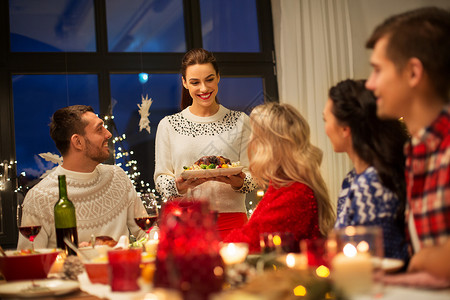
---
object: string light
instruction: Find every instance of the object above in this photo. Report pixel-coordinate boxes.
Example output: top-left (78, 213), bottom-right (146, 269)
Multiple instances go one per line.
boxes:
top-left (1, 160), bottom-right (18, 191)
top-left (103, 114), bottom-right (159, 198)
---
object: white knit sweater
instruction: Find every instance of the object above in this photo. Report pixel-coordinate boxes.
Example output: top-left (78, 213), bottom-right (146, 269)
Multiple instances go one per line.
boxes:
top-left (154, 105), bottom-right (256, 213)
top-left (17, 164), bottom-right (146, 250)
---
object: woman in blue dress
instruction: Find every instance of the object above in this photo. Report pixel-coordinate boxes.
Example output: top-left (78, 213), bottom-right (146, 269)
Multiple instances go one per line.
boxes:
top-left (323, 79), bottom-right (409, 261)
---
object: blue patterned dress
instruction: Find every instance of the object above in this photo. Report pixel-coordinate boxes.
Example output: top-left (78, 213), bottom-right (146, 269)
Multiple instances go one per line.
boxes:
top-left (335, 166), bottom-right (409, 261)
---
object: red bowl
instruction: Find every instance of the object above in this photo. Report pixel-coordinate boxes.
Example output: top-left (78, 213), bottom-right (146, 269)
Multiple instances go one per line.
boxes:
top-left (0, 249), bottom-right (61, 281)
top-left (84, 262), bottom-right (109, 284)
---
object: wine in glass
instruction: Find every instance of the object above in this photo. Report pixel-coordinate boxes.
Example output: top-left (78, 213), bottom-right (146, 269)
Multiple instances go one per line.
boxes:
top-left (134, 193), bottom-right (159, 234)
top-left (17, 203), bottom-right (42, 251)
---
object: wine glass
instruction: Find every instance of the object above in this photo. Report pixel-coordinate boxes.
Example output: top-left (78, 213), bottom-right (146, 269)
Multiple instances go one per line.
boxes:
top-left (17, 203), bottom-right (42, 251)
top-left (134, 193), bottom-right (159, 238)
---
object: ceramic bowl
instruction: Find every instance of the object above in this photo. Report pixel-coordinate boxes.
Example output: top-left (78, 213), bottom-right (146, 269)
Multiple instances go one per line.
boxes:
top-left (0, 249), bottom-right (61, 281)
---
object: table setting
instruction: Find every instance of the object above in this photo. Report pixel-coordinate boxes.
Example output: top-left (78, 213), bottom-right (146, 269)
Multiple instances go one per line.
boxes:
top-left (1, 203), bottom-right (449, 300)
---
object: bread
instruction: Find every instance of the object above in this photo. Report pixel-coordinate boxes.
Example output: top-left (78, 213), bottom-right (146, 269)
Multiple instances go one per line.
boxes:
top-left (94, 236), bottom-right (118, 247)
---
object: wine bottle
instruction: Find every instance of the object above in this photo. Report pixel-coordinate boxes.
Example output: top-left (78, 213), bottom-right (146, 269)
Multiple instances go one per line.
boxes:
top-left (54, 175), bottom-right (79, 256)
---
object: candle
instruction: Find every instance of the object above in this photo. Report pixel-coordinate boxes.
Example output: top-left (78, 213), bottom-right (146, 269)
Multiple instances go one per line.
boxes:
top-left (145, 231), bottom-right (159, 256)
top-left (331, 243), bottom-right (373, 296)
top-left (219, 243), bottom-right (249, 265)
top-left (285, 253), bottom-right (308, 270)
top-left (48, 253), bottom-right (65, 275)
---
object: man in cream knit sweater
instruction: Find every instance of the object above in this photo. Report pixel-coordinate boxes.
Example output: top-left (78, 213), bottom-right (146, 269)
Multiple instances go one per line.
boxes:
top-left (17, 105), bottom-right (145, 250)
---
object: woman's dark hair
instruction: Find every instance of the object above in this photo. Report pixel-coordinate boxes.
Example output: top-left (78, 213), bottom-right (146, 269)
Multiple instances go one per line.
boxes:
top-left (180, 48), bottom-right (220, 110)
top-left (329, 79), bottom-right (408, 219)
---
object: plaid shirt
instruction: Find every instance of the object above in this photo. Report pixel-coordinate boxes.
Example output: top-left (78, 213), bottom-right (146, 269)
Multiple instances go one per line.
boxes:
top-left (404, 105), bottom-right (450, 248)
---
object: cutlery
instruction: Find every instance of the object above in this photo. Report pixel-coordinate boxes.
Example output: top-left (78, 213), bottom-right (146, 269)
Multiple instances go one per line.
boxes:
top-left (63, 237), bottom-right (89, 261)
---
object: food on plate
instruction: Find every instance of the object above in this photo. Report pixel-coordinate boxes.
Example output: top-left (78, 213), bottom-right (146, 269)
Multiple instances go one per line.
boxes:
top-left (131, 236), bottom-right (147, 249)
top-left (94, 235), bottom-right (117, 247)
top-left (91, 255), bottom-right (108, 263)
top-left (12, 248), bottom-right (60, 256)
top-left (82, 235), bottom-right (117, 248)
top-left (183, 155), bottom-right (240, 170)
top-left (141, 263), bottom-right (156, 283)
top-left (13, 248), bottom-right (42, 255)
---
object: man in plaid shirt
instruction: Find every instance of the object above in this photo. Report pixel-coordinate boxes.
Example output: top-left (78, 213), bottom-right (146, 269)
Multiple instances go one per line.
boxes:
top-left (365, 7), bottom-right (450, 281)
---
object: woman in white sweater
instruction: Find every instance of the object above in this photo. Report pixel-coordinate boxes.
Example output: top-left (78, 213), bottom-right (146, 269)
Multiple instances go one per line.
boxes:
top-left (154, 48), bottom-right (256, 239)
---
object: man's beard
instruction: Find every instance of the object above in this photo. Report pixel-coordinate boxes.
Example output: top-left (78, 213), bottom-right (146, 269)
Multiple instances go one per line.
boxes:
top-left (84, 137), bottom-right (110, 163)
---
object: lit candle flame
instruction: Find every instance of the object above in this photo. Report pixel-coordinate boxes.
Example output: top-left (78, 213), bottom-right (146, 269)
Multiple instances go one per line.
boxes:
top-left (273, 235), bottom-right (282, 246)
top-left (343, 243), bottom-right (357, 257)
top-left (315, 265), bottom-right (330, 278)
top-left (357, 241), bottom-right (369, 253)
top-left (286, 253), bottom-right (295, 268)
top-left (219, 243), bottom-right (248, 265)
top-left (293, 285), bottom-right (307, 296)
top-left (227, 243), bottom-right (237, 254)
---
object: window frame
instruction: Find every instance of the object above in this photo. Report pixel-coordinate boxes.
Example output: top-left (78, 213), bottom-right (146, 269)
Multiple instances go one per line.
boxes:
top-left (0, 0), bottom-right (278, 248)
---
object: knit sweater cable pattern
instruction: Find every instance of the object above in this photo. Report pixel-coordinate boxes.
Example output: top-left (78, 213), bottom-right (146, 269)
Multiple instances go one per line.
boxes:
top-left (17, 164), bottom-right (145, 250)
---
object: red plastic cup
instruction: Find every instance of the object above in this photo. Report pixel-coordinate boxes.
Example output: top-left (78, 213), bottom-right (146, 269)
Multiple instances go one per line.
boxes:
top-left (85, 262), bottom-right (109, 284)
top-left (108, 248), bottom-right (142, 292)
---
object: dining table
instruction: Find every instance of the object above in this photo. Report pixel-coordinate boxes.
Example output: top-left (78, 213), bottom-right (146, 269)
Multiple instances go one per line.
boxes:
top-left (353, 285), bottom-right (450, 300)
top-left (1, 270), bottom-right (450, 300)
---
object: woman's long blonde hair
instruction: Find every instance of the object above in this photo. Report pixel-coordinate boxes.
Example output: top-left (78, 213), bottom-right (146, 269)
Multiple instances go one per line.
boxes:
top-left (248, 102), bottom-right (335, 236)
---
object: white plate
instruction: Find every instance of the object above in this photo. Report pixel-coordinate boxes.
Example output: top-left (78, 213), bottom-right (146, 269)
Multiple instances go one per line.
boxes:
top-left (181, 166), bottom-right (244, 179)
top-left (0, 279), bottom-right (79, 298)
top-left (382, 258), bottom-right (405, 273)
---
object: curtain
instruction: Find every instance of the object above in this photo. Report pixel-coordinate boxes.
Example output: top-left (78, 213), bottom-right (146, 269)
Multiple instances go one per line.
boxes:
top-left (271, 0), bottom-right (353, 205)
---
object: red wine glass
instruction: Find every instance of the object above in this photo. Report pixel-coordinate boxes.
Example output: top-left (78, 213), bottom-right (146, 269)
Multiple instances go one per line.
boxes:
top-left (134, 193), bottom-right (159, 238)
top-left (17, 203), bottom-right (42, 251)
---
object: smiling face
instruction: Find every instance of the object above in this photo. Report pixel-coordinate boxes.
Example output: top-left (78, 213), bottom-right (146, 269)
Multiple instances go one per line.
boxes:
top-left (80, 111), bottom-right (112, 164)
top-left (182, 63), bottom-right (220, 112)
top-left (365, 36), bottom-right (412, 119)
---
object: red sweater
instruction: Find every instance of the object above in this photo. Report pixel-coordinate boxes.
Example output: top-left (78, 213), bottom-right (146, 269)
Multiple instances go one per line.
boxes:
top-left (223, 182), bottom-right (321, 253)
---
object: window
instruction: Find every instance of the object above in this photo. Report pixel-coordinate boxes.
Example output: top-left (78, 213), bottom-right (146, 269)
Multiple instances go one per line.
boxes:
top-left (0, 0), bottom-right (277, 248)
top-left (110, 73), bottom-right (180, 185)
top-left (106, 0), bottom-right (186, 52)
top-left (9, 0), bottom-right (96, 52)
top-left (12, 75), bottom-right (99, 176)
top-left (200, 0), bottom-right (260, 52)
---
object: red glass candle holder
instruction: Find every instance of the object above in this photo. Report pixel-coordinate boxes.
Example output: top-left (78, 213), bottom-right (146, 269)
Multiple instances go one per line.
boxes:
top-left (154, 199), bottom-right (224, 300)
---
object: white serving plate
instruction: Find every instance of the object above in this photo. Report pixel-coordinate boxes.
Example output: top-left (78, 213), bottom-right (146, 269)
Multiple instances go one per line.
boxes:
top-left (382, 257), bottom-right (405, 273)
top-left (0, 279), bottom-right (79, 298)
top-left (181, 166), bottom-right (244, 179)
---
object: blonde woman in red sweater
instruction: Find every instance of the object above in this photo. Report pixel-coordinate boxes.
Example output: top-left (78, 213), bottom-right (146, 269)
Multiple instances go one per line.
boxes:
top-left (224, 102), bottom-right (335, 253)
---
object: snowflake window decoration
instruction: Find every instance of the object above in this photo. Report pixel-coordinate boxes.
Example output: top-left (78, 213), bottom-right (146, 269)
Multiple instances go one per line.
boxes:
top-left (138, 94), bottom-right (153, 134)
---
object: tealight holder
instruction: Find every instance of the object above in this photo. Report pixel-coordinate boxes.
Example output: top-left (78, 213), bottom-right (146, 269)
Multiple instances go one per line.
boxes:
top-left (284, 253), bottom-right (308, 270)
top-left (328, 226), bottom-right (384, 297)
top-left (144, 229), bottom-right (159, 257)
top-left (259, 232), bottom-right (299, 254)
top-left (219, 243), bottom-right (249, 265)
top-left (219, 242), bottom-right (250, 287)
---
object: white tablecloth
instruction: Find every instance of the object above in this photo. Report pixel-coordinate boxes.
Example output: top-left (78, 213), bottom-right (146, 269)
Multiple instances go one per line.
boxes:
top-left (79, 270), bottom-right (450, 300)
top-left (354, 285), bottom-right (450, 300)
top-left (78, 272), bottom-right (152, 300)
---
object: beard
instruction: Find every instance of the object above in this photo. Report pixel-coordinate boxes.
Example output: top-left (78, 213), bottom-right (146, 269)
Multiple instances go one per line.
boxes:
top-left (84, 137), bottom-right (111, 164)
